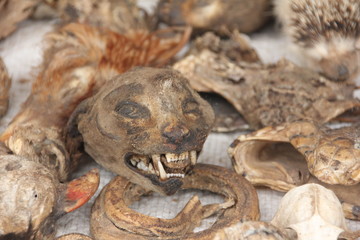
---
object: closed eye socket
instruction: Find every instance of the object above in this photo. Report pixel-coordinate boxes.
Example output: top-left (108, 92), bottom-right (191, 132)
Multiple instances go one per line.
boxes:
top-left (114, 101), bottom-right (150, 119)
top-left (182, 100), bottom-right (201, 117)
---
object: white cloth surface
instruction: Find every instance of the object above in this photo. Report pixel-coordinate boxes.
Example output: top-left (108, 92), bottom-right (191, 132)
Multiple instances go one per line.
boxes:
top-left (0, 10), bottom-right (359, 238)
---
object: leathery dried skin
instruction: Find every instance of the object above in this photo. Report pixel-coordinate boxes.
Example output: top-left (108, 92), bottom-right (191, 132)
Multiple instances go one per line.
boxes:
top-left (271, 184), bottom-right (360, 240)
top-left (0, 57), bottom-right (11, 117)
top-left (56, 233), bottom-right (93, 240)
top-left (90, 164), bottom-right (259, 240)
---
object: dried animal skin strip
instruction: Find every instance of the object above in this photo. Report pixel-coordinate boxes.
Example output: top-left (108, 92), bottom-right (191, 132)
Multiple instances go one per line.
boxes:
top-left (57, 233), bottom-right (93, 240)
top-left (0, 57), bottom-right (11, 117)
top-left (271, 184), bottom-right (360, 240)
top-left (67, 67), bottom-right (215, 196)
top-left (32, 0), bottom-right (151, 34)
top-left (229, 121), bottom-right (360, 219)
top-left (0, 0), bottom-right (40, 39)
top-left (156, 0), bottom-right (271, 34)
top-left (174, 51), bottom-right (360, 129)
top-left (90, 164), bottom-right (259, 240)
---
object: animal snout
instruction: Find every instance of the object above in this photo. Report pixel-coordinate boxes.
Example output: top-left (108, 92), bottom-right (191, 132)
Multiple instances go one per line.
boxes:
top-left (162, 123), bottom-right (190, 144)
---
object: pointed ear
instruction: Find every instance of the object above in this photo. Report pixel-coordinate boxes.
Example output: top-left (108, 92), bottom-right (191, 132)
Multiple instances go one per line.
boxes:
top-left (58, 168), bottom-right (100, 214)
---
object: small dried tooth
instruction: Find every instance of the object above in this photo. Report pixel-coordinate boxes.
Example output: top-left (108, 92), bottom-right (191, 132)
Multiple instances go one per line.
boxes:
top-left (148, 163), bottom-right (155, 173)
top-left (131, 159), bottom-right (137, 166)
top-left (165, 153), bottom-right (177, 162)
top-left (137, 161), bottom-right (149, 171)
top-left (190, 151), bottom-right (197, 165)
top-left (179, 152), bottom-right (189, 160)
top-left (157, 160), bottom-right (167, 180)
top-left (166, 173), bottom-right (185, 178)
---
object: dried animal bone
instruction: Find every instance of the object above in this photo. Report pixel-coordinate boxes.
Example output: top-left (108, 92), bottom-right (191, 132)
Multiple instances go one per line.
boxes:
top-left (174, 50), bottom-right (360, 129)
top-left (0, 0), bottom-right (40, 39)
top-left (156, 0), bottom-right (271, 34)
top-left (274, 0), bottom-right (360, 81)
top-left (32, 0), bottom-right (151, 34)
top-left (90, 164), bottom-right (259, 239)
top-left (0, 57), bottom-right (11, 117)
top-left (0, 22), bottom-right (189, 238)
top-left (271, 184), bottom-right (360, 240)
top-left (57, 233), bottom-right (93, 240)
top-left (213, 221), bottom-right (289, 240)
top-left (229, 121), bottom-right (360, 219)
top-left (67, 67), bottom-right (215, 196)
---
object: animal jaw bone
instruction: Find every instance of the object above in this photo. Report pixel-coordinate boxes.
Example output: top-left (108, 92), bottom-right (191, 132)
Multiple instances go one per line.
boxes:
top-left (271, 184), bottom-right (360, 240)
top-left (90, 164), bottom-right (259, 239)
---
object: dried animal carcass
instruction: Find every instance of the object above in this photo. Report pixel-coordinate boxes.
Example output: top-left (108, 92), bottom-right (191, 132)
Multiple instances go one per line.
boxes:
top-left (274, 0), bottom-right (360, 81)
top-left (174, 50), bottom-right (360, 130)
top-left (90, 164), bottom-right (259, 239)
top-left (156, 0), bottom-right (271, 34)
top-left (0, 22), bottom-right (189, 238)
top-left (228, 120), bottom-right (360, 220)
top-left (0, 57), bottom-right (11, 117)
top-left (271, 184), bottom-right (360, 240)
top-left (67, 67), bottom-right (215, 196)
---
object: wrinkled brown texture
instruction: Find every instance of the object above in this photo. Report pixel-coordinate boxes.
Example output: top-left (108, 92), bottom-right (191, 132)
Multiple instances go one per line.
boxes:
top-left (0, 0), bottom-right (40, 39)
top-left (32, 0), bottom-right (151, 34)
top-left (229, 121), bottom-right (360, 220)
top-left (67, 67), bottom-right (215, 196)
top-left (90, 164), bottom-right (259, 240)
top-left (0, 57), bottom-right (11, 117)
top-left (156, 0), bottom-right (271, 34)
top-left (174, 50), bottom-right (360, 129)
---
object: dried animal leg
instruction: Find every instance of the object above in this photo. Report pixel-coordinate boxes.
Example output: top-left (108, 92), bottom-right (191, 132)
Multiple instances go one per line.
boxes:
top-left (229, 121), bottom-right (360, 219)
top-left (174, 51), bottom-right (360, 129)
top-left (156, 0), bottom-right (271, 34)
top-left (0, 0), bottom-right (40, 39)
top-left (90, 164), bottom-right (259, 240)
top-left (0, 57), bottom-right (11, 117)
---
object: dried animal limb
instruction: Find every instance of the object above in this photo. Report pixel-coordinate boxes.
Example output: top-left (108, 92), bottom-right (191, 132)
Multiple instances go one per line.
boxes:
top-left (0, 57), bottom-right (11, 117)
top-left (213, 221), bottom-right (289, 240)
top-left (229, 121), bottom-right (360, 219)
top-left (57, 233), bottom-right (93, 240)
top-left (0, 0), bottom-right (40, 39)
top-left (32, 0), bottom-right (151, 34)
top-left (67, 67), bottom-right (215, 196)
top-left (90, 164), bottom-right (259, 240)
top-left (271, 184), bottom-right (360, 240)
top-left (0, 23), bottom-right (189, 238)
top-left (174, 50), bottom-right (360, 129)
top-left (156, 0), bottom-right (271, 34)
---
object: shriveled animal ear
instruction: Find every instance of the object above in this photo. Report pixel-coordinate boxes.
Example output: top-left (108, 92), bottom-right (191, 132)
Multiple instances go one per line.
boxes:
top-left (57, 168), bottom-right (99, 215)
top-left (65, 98), bottom-right (92, 164)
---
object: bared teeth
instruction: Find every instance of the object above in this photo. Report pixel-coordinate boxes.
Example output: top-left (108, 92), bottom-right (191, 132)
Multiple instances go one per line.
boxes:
top-left (166, 173), bottom-right (185, 178)
top-left (190, 151), bottom-right (197, 165)
top-left (157, 160), bottom-right (167, 180)
top-left (165, 152), bottom-right (190, 162)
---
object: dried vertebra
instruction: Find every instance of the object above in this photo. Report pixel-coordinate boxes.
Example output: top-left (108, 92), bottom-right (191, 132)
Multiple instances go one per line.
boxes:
top-left (274, 0), bottom-right (360, 81)
top-left (271, 184), bottom-right (360, 240)
top-left (90, 164), bottom-right (259, 239)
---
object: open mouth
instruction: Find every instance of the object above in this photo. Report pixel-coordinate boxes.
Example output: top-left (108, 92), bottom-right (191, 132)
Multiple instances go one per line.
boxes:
top-left (126, 151), bottom-right (198, 180)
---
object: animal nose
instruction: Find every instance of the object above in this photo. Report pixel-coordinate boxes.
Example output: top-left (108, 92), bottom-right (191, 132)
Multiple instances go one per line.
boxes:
top-left (337, 65), bottom-right (349, 80)
top-left (162, 123), bottom-right (190, 144)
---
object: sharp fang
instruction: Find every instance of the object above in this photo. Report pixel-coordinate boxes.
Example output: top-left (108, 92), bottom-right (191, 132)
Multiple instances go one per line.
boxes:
top-left (157, 160), bottom-right (167, 180)
top-left (190, 151), bottom-right (197, 165)
top-left (152, 154), bottom-right (161, 176)
top-left (148, 163), bottom-right (155, 174)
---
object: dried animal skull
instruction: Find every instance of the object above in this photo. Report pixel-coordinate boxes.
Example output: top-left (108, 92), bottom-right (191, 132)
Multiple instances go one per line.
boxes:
top-left (174, 49), bottom-right (360, 130)
top-left (271, 184), bottom-right (360, 240)
top-left (90, 164), bottom-right (259, 239)
top-left (156, 0), bottom-right (270, 34)
top-left (229, 121), bottom-right (360, 219)
top-left (67, 67), bottom-right (215, 196)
